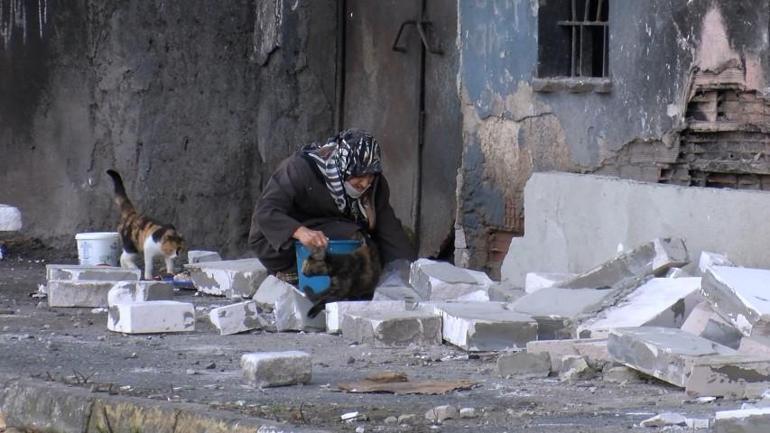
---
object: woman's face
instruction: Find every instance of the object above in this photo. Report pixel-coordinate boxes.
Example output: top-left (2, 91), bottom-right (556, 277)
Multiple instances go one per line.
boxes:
top-left (346, 174), bottom-right (375, 192)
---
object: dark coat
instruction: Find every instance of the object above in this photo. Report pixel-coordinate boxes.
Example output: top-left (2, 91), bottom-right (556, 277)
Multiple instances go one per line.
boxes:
top-left (249, 153), bottom-right (416, 273)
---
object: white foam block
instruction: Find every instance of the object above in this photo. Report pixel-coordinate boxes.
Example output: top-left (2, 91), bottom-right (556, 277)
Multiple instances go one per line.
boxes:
top-left (108, 301), bottom-right (195, 334)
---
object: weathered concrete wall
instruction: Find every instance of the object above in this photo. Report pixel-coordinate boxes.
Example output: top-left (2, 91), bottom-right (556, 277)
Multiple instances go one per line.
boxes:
top-left (0, 0), bottom-right (337, 257)
top-left (455, 0), bottom-right (770, 275)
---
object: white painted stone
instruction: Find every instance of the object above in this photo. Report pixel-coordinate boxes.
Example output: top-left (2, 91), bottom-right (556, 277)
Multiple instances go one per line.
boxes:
top-left (340, 310), bottom-right (442, 347)
top-left (47, 280), bottom-right (115, 308)
top-left (107, 301), bottom-right (195, 334)
top-left (187, 250), bottom-right (222, 264)
top-left (681, 302), bottom-right (742, 349)
top-left (409, 259), bottom-right (493, 301)
top-left (433, 302), bottom-right (537, 351)
top-left (186, 258), bottom-right (268, 298)
top-left (702, 266), bottom-right (770, 341)
top-left (714, 407), bottom-right (770, 433)
top-left (699, 251), bottom-right (734, 275)
top-left (325, 300), bottom-right (406, 334)
top-left (209, 301), bottom-right (264, 335)
top-left (46, 265), bottom-right (141, 282)
top-left (525, 272), bottom-right (575, 294)
top-left (107, 281), bottom-right (174, 306)
top-left (240, 351), bottom-right (311, 387)
top-left (526, 338), bottom-right (609, 372)
top-left (273, 283), bottom-right (325, 332)
top-left (576, 277), bottom-right (702, 338)
top-left (0, 205), bottom-right (21, 231)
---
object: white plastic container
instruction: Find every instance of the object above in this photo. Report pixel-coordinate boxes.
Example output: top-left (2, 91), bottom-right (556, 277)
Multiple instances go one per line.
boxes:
top-left (75, 232), bottom-right (121, 266)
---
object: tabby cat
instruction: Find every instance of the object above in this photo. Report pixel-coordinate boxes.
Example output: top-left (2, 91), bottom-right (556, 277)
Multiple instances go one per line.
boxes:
top-left (106, 169), bottom-right (184, 280)
top-left (301, 239), bottom-right (381, 318)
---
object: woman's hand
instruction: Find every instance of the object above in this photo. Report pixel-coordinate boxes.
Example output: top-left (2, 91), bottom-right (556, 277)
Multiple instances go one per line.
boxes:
top-left (292, 226), bottom-right (329, 249)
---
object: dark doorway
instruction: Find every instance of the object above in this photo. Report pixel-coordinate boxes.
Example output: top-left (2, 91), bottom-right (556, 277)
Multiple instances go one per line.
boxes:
top-left (340, 0), bottom-right (462, 258)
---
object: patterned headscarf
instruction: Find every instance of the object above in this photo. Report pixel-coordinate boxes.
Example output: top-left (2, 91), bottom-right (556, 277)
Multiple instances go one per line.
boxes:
top-left (303, 129), bottom-right (382, 223)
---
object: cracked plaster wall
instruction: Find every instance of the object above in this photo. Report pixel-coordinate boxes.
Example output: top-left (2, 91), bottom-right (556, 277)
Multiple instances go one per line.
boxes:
top-left (456, 0), bottom-right (770, 274)
top-left (0, 0), bottom-right (337, 257)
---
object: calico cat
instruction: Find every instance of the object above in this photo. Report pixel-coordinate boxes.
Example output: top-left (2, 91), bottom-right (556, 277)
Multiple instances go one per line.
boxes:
top-left (106, 169), bottom-right (184, 280)
top-left (301, 239), bottom-right (381, 318)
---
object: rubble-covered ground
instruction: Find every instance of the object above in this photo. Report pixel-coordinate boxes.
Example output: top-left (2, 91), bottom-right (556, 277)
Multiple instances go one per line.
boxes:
top-left (0, 249), bottom-right (745, 433)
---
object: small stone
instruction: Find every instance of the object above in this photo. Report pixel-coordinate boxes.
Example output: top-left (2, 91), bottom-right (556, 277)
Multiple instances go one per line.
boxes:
top-left (425, 405), bottom-right (458, 423)
top-left (602, 366), bottom-right (639, 384)
top-left (384, 416), bottom-right (398, 425)
top-left (398, 414), bottom-right (417, 424)
top-left (459, 408), bottom-right (477, 418)
top-left (355, 427), bottom-right (365, 433)
top-left (186, 369), bottom-right (197, 375)
top-left (639, 412), bottom-right (687, 427)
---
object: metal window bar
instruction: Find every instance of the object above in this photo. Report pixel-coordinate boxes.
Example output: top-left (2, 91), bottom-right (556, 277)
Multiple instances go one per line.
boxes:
top-left (558, 0), bottom-right (608, 78)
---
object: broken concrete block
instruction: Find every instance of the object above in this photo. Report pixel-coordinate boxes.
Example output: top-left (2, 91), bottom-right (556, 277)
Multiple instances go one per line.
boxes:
top-left (340, 310), bottom-right (442, 347)
top-left (699, 251), bottom-right (733, 275)
top-left (702, 266), bottom-right (770, 341)
top-left (608, 327), bottom-right (736, 388)
top-left (559, 355), bottom-right (593, 382)
top-left (496, 352), bottom-right (551, 378)
top-left (187, 250), bottom-right (222, 264)
top-left (186, 258), bottom-right (268, 298)
top-left (253, 275), bottom-right (289, 311)
top-left (107, 301), bottom-right (195, 334)
top-left (325, 300), bottom-right (406, 334)
top-left (273, 283), bottom-right (325, 332)
top-left (107, 281), bottom-right (174, 306)
top-left (686, 355), bottom-right (770, 398)
top-left (576, 277), bottom-right (702, 339)
top-left (602, 366), bottom-right (640, 384)
top-left (47, 280), bottom-right (115, 308)
top-left (738, 337), bottom-right (770, 357)
top-left (487, 283), bottom-right (525, 303)
top-left (554, 238), bottom-right (688, 289)
top-left (371, 284), bottom-right (424, 302)
top-left (208, 301), bottom-right (264, 335)
top-left (526, 338), bottom-right (609, 372)
top-left (681, 302), bottom-right (742, 349)
top-left (424, 405), bottom-right (457, 423)
top-left (666, 267), bottom-right (687, 278)
top-left (409, 259), bottom-right (493, 301)
top-left (640, 413), bottom-right (687, 428)
top-left (240, 351), bottom-right (311, 387)
top-left (0, 204), bottom-right (21, 231)
top-left (46, 265), bottom-right (141, 282)
top-left (714, 407), bottom-right (770, 433)
top-left (525, 272), bottom-right (575, 294)
top-left (511, 287), bottom-right (615, 339)
top-left (433, 302), bottom-right (537, 351)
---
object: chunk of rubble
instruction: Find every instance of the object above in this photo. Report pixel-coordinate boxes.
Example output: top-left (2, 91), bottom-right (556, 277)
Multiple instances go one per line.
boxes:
top-left (738, 337), bottom-right (770, 357)
top-left (340, 310), bottom-right (442, 347)
top-left (108, 301), bottom-right (195, 334)
top-left (271, 282), bottom-right (325, 332)
top-left (325, 300), bottom-right (406, 334)
top-left (46, 265), bottom-right (141, 282)
top-left (576, 278), bottom-right (702, 338)
top-left (496, 352), bottom-right (551, 378)
top-left (526, 338), bottom-right (609, 372)
top-left (602, 366), bottom-right (640, 384)
top-left (432, 302), bottom-right (537, 351)
top-left (702, 266), bottom-right (770, 342)
top-left (608, 327), bottom-right (736, 388)
top-left (686, 355), bottom-right (770, 398)
top-left (187, 250), bottom-right (222, 264)
top-left (714, 407), bottom-right (770, 432)
top-left (186, 258), bottom-right (268, 298)
top-left (487, 283), bottom-right (525, 303)
top-left (0, 204), bottom-right (22, 231)
top-left (424, 405), bottom-right (458, 423)
top-left (554, 238), bottom-right (688, 289)
top-left (559, 355), bottom-right (594, 382)
top-left (681, 302), bottom-right (742, 349)
top-left (372, 285), bottom-right (424, 302)
top-left (47, 280), bottom-right (116, 308)
top-left (511, 287), bottom-right (614, 339)
top-left (698, 251), bottom-right (733, 275)
top-left (524, 272), bottom-right (575, 294)
top-left (409, 259), bottom-right (493, 301)
top-left (639, 412), bottom-right (687, 428)
top-left (240, 351), bottom-right (311, 387)
top-left (107, 281), bottom-right (174, 306)
top-left (253, 276), bottom-right (288, 311)
top-left (209, 301), bottom-right (264, 335)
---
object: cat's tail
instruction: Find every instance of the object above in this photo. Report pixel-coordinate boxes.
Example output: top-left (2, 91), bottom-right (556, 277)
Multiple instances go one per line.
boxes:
top-left (106, 169), bottom-right (135, 217)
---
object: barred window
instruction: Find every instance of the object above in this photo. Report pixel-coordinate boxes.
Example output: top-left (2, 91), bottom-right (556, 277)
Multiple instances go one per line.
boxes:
top-left (538, 0), bottom-right (609, 78)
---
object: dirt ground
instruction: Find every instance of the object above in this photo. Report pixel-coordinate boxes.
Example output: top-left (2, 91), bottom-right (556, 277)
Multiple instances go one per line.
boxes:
top-left (0, 243), bottom-right (746, 432)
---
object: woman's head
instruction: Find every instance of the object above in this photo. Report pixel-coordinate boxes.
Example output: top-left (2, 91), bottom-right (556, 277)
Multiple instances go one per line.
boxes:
top-left (334, 128), bottom-right (382, 180)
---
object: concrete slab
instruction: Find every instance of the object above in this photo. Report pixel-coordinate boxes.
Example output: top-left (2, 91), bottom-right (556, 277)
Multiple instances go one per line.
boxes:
top-left (108, 301), bottom-right (195, 334)
top-left (340, 310), bottom-right (442, 347)
top-left (502, 173), bottom-right (770, 287)
top-left (702, 266), bottom-right (770, 341)
top-left (187, 250), bottom-right (222, 264)
top-left (608, 327), bottom-right (736, 388)
top-left (433, 302), bottom-right (537, 351)
top-left (496, 352), bottom-right (551, 378)
top-left (241, 351), bottom-right (311, 388)
top-left (576, 277), bottom-right (702, 338)
top-left (209, 301), bottom-right (264, 335)
top-left (511, 287), bottom-right (614, 339)
top-left (325, 300), bottom-right (407, 334)
top-left (107, 281), bottom-right (174, 306)
top-left (525, 272), bottom-right (575, 294)
top-left (0, 204), bottom-right (21, 231)
top-left (714, 407), bottom-right (770, 433)
top-left (526, 338), bottom-right (609, 372)
top-left (409, 259), bottom-right (493, 301)
top-left (186, 258), bottom-right (268, 298)
top-left (681, 302), bottom-right (743, 349)
top-left (47, 280), bottom-right (116, 308)
top-left (738, 337), bottom-right (770, 357)
top-left (686, 355), bottom-right (770, 398)
top-left (46, 265), bottom-right (141, 282)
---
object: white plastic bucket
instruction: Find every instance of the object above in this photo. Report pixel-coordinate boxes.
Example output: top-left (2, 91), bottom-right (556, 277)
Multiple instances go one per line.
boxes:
top-left (75, 232), bottom-right (121, 266)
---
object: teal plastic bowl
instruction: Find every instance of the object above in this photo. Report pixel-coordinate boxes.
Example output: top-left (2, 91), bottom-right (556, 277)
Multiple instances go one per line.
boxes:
top-left (295, 239), bottom-right (362, 295)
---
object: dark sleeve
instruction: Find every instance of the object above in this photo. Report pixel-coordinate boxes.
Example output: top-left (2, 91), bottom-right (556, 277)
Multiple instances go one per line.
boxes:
top-left (372, 176), bottom-right (417, 263)
top-left (250, 158), bottom-right (306, 252)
